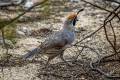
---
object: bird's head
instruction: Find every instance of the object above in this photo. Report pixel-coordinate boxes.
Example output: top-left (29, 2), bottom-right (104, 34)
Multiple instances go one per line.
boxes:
top-left (65, 13), bottom-right (78, 26)
top-left (63, 9), bottom-right (84, 31)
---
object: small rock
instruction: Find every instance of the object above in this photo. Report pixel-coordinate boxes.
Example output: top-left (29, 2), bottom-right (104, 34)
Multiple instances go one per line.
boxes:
top-left (23, 0), bottom-right (34, 10)
top-left (70, 0), bottom-right (79, 2)
top-left (16, 30), bottom-right (26, 37)
top-left (16, 27), bottom-right (32, 37)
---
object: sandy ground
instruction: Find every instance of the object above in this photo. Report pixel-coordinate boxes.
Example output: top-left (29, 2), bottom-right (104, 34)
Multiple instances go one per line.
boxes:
top-left (0, 0), bottom-right (120, 80)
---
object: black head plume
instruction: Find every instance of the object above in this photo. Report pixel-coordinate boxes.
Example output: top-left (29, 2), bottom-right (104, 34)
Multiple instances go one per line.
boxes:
top-left (73, 8), bottom-right (84, 26)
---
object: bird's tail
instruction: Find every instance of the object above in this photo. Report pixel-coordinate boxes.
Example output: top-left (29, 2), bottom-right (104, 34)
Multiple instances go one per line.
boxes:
top-left (22, 47), bottom-right (41, 60)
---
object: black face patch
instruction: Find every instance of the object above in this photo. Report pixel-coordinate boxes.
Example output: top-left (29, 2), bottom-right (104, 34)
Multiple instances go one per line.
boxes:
top-left (73, 17), bottom-right (78, 26)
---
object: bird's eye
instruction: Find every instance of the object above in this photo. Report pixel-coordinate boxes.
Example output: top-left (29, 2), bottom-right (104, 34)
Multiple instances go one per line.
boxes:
top-left (73, 17), bottom-right (78, 26)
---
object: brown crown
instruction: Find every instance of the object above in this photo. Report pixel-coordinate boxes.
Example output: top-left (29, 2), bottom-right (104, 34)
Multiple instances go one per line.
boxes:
top-left (66, 13), bottom-right (77, 20)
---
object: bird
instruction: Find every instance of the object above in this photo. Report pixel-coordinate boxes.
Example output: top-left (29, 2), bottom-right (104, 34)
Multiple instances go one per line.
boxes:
top-left (22, 9), bottom-right (84, 66)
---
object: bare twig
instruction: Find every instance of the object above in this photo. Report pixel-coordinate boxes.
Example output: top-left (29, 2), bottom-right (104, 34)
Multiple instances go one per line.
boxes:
top-left (1, 29), bottom-right (8, 54)
top-left (74, 4), bottom-right (120, 50)
top-left (105, 0), bottom-right (120, 4)
top-left (38, 72), bottom-right (71, 79)
top-left (109, 21), bottom-right (116, 49)
top-left (73, 45), bottom-right (85, 60)
top-left (90, 61), bottom-right (120, 79)
top-left (102, 7), bottom-right (120, 59)
top-left (74, 4), bottom-right (120, 46)
top-left (77, 0), bottom-right (120, 79)
top-left (75, 45), bottom-right (101, 61)
top-left (88, 4), bottom-right (120, 79)
top-left (1, 0), bottom-right (48, 29)
top-left (81, 0), bottom-right (112, 12)
top-left (74, 26), bottom-right (103, 46)
top-left (81, 0), bottom-right (120, 21)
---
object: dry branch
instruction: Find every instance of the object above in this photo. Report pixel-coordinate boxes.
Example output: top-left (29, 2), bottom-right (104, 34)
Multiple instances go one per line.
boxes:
top-left (75, 0), bottom-right (120, 79)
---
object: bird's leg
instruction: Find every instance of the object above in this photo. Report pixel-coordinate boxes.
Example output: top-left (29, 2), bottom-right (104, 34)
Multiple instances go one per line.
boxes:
top-left (44, 55), bottom-right (56, 68)
top-left (44, 57), bottom-right (51, 68)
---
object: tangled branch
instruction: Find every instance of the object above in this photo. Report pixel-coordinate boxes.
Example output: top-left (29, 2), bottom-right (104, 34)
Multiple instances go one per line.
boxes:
top-left (74, 0), bottom-right (120, 79)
